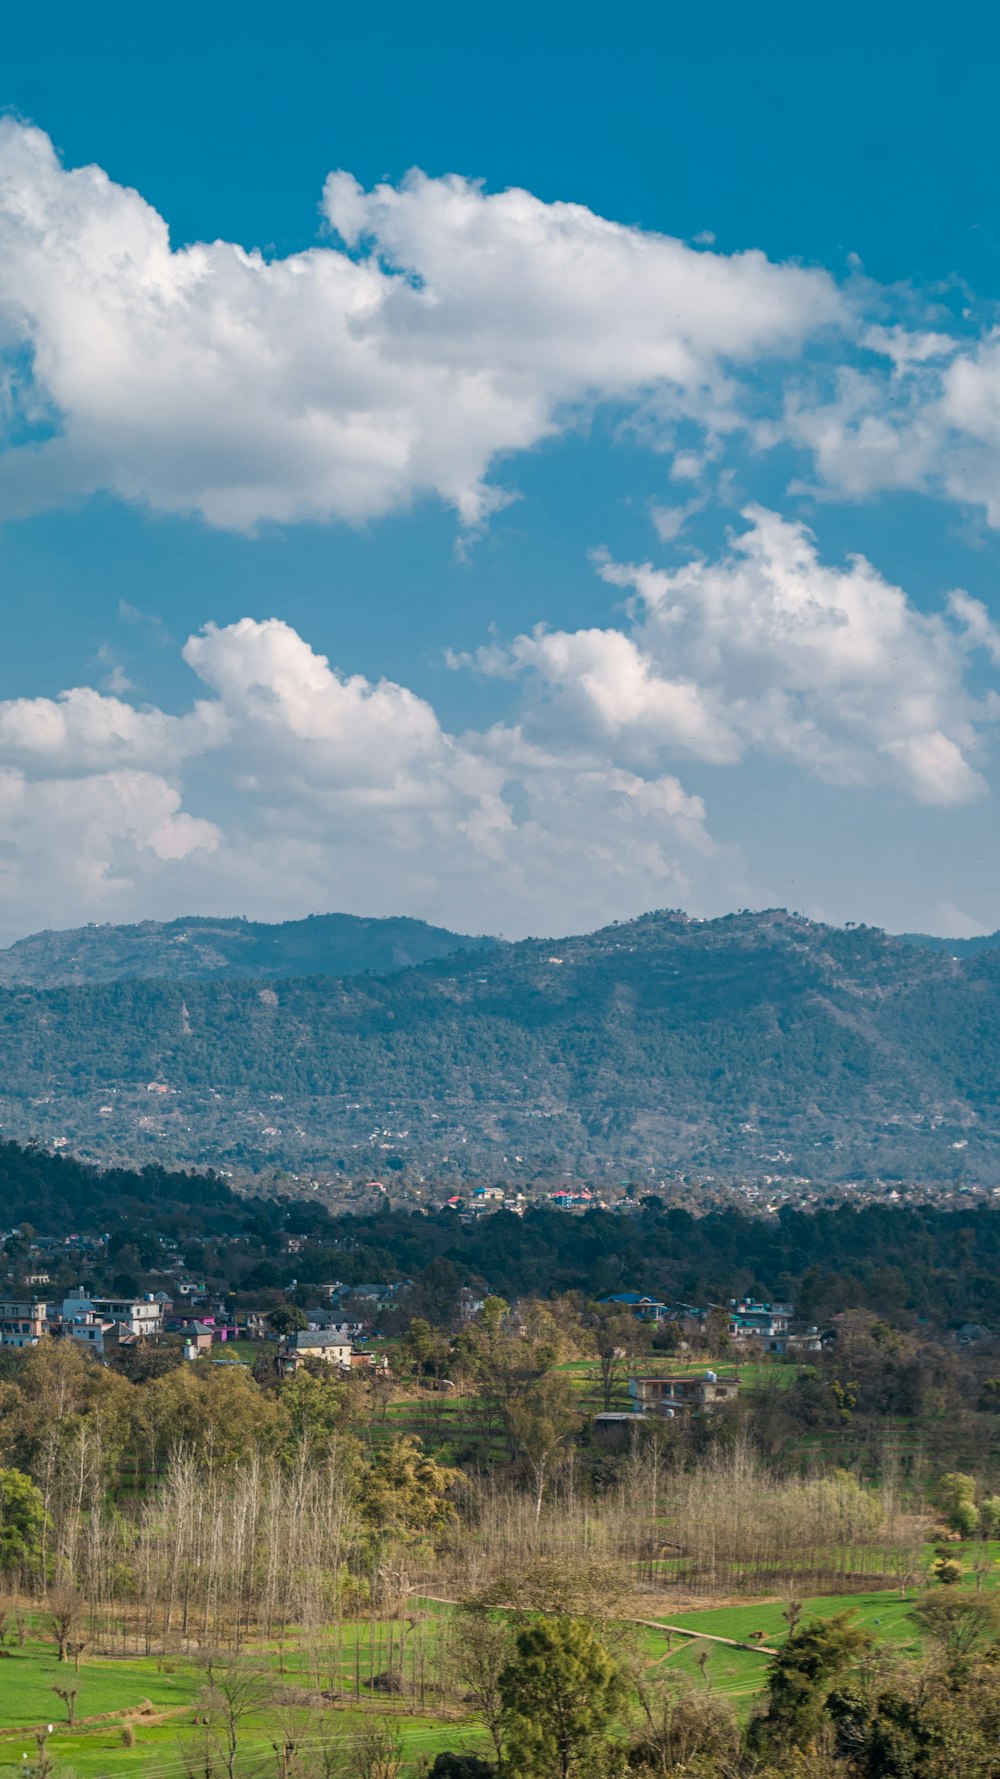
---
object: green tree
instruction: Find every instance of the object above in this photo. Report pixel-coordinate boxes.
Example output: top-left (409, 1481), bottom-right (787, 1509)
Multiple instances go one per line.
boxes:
top-left (480, 1296), bottom-right (510, 1341)
top-left (499, 1615), bottom-right (625, 1779)
top-left (909, 1590), bottom-right (1000, 1659)
top-left (276, 1369), bottom-right (360, 1459)
top-left (936, 1472), bottom-right (980, 1538)
top-left (749, 1611), bottom-right (871, 1755)
top-left (0, 1468), bottom-right (46, 1574)
top-left (931, 1554), bottom-right (964, 1586)
top-left (359, 1436), bottom-right (457, 1541)
top-left (267, 1305), bottom-right (308, 1338)
top-left (980, 1494), bottom-right (1000, 1538)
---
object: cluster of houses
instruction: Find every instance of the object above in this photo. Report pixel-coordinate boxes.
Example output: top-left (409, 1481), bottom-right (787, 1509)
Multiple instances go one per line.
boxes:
top-left (599, 1291), bottom-right (822, 1357)
top-left (0, 1289), bottom-right (170, 1355)
top-left (0, 1283), bottom-right (390, 1375)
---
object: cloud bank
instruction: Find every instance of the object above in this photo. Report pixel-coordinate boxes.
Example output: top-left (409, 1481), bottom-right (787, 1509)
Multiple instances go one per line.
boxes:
top-left (0, 511), bottom-right (995, 936)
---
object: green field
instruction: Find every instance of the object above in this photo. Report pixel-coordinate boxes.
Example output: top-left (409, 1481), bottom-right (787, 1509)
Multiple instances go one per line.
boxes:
top-left (0, 1627), bottom-right (482, 1779)
top-left (1, 1559), bottom-right (993, 1772)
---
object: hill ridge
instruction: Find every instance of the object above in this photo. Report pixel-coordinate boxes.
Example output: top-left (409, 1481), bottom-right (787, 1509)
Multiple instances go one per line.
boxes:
top-left (0, 906), bottom-right (992, 1184)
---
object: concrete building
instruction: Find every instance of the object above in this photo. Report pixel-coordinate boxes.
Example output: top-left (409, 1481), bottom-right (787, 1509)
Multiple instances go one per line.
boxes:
top-left (628, 1371), bottom-right (740, 1417)
top-left (0, 1299), bottom-right (47, 1347)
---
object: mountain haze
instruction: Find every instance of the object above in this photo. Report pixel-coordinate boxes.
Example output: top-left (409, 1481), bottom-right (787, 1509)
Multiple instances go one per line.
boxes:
top-left (0, 912), bottom-right (494, 987)
top-left (1, 907), bottom-right (997, 1183)
top-left (897, 930), bottom-right (1000, 957)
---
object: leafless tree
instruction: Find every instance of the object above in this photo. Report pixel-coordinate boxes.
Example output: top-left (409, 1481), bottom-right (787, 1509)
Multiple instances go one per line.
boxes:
top-left (449, 1607), bottom-right (514, 1762)
top-left (52, 1683), bottom-right (79, 1724)
top-left (48, 1588), bottom-right (84, 1663)
top-left (202, 1656), bottom-right (272, 1779)
top-left (346, 1709), bottom-right (403, 1779)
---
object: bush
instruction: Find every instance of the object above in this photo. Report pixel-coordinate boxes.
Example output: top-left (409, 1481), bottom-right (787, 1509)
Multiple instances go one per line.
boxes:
top-left (428, 1756), bottom-right (494, 1779)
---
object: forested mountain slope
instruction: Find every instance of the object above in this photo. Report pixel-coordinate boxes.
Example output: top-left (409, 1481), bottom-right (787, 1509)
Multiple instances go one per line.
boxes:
top-left (0, 911), bottom-right (493, 987)
top-left (1, 908), bottom-right (998, 1182)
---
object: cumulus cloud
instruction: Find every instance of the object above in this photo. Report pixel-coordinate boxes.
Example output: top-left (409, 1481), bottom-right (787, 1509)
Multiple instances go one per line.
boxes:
top-left (0, 614), bottom-right (723, 937)
top-left (0, 121), bottom-right (841, 531)
top-left (0, 685), bottom-right (225, 772)
top-left (3, 503), bottom-right (995, 939)
top-left (4, 502), bottom-right (999, 937)
top-left (0, 767), bottom-right (220, 923)
top-left (779, 327), bottom-right (1000, 527)
top-left (472, 508), bottom-right (997, 806)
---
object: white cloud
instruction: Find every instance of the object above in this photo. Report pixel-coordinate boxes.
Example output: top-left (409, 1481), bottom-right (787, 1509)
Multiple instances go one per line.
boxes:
top-left (0, 614), bottom-right (725, 937)
top-left (2, 523), bottom-right (996, 938)
top-left (0, 122), bottom-right (841, 531)
top-left (0, 767), bottom-right (220, 923)
top-left (0, 685), bottom-right (225, 772)
top-left (474, 508), bottom-right (997, 806)
top-left (779, 328), bottom-right (1000, 528)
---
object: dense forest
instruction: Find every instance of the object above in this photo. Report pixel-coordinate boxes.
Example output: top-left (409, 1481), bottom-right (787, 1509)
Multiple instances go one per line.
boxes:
top-left (0, 909), bottom-right (999, 1178)
top-left (7, 1138), bottom-right (1000, 1326)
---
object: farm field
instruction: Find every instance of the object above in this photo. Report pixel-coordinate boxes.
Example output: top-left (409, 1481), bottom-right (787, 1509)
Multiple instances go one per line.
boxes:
top-left (0, 1627), bottom-right (482, 1779)
top-left (0, 1559), bottom-right (995, 1774)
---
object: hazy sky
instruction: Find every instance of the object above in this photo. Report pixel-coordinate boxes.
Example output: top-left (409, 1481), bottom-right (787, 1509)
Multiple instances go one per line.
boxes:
top-left (3, 0), bottom-right (1000, 941)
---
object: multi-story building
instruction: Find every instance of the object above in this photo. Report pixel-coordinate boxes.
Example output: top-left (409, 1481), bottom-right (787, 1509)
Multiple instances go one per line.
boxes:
top-left (62, 1290), bottom-right (163, 1337)
top-left (0, 1299), bottom-right (47, 1347)
top-left (727, 1299), bottom-right (792, 1345)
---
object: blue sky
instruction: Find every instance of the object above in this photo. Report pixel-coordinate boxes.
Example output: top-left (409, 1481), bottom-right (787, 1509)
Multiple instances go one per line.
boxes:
top-left (2, 0), bottom-right (1000, 940)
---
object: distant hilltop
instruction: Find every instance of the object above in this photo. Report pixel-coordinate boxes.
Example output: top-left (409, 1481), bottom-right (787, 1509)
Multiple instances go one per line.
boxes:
top-left (0, 911), bottom-right (498, 988)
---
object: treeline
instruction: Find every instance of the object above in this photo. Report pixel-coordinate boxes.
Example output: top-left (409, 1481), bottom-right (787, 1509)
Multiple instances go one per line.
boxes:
top-left (0, 1140), bottom-right (244, 1236)
top-left (9, 1135), bottom-right (1000, 1325)
top-left (266, 1199), bottom-right (1000, 1327)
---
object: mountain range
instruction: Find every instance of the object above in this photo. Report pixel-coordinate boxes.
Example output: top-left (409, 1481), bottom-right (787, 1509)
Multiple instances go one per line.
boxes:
top-left (0, 906), bottom-right (998, 1184)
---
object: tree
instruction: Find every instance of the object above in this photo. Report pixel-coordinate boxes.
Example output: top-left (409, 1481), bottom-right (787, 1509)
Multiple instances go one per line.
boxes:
top-left (909, 1591), bottom-right (1000, 1658)
top-left (931, 1554), bottom-right (964, 1586)
top-left (359, 1436), bottom-right (457, 1541)
top-left (935, 1472), bottom-right (980, 1539)
top-left (400, 1318), bottom-right (450, 1381)
top-left (48, 1588), bottom-right (84, 1663)
top-left (587, 1304), bottom-right (642, 1412)
top-left (451, 1606), bottom-right (515, 1763)
top-left (507, 1373), bottom-right (582, 1519)
top-left (52, 1683), bottom-right (79, 1724)
top-left (629, 1672), bottom-right (739, 1778)
top-left (202, 1657), bottom-right (271, 1779)
top-left (980, 1494), bottom-right (1000, 1538)
top-left (749, 1611), bottom-right (871, 1755)
top-left (267, 1305), bottom-right (308, 1339)
top-left (346, 1709), bottom-right (402, 1779)
top-left (499, 1615), bottom-right (625, 1779)
top-left (480, 1296), bottom-right (510, 1341)
top-left (0, 1467), bottom-right (46, 1574)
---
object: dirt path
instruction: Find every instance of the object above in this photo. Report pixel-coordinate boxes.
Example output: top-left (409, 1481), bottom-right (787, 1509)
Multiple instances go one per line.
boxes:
top-left (413, 1594), bottom-right (779, 1657)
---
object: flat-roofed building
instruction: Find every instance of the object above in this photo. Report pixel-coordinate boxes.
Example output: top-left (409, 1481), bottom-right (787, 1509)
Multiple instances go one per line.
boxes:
top-left (0, 1299), bottom-right (47, 1347)
top-left (628, 1371), bottom-right (740, 1417)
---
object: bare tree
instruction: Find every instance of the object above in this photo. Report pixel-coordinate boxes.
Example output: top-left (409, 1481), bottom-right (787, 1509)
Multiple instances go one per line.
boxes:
top-left (48, 1587), bottom-right (84, 1663)
top-left (588, 1306), bottom-right (644, 1412)
top-left (52, 1683), bottom-right (79, 1724)
top-left (347, 1710), bottom-right (403, 1779)
top-left (450, 1608), bottom-right (514, 1763)
top-left (31, 1729), bottom-right (55, 1779)
top-left (202, 1657), bottom-right (271, 1779)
